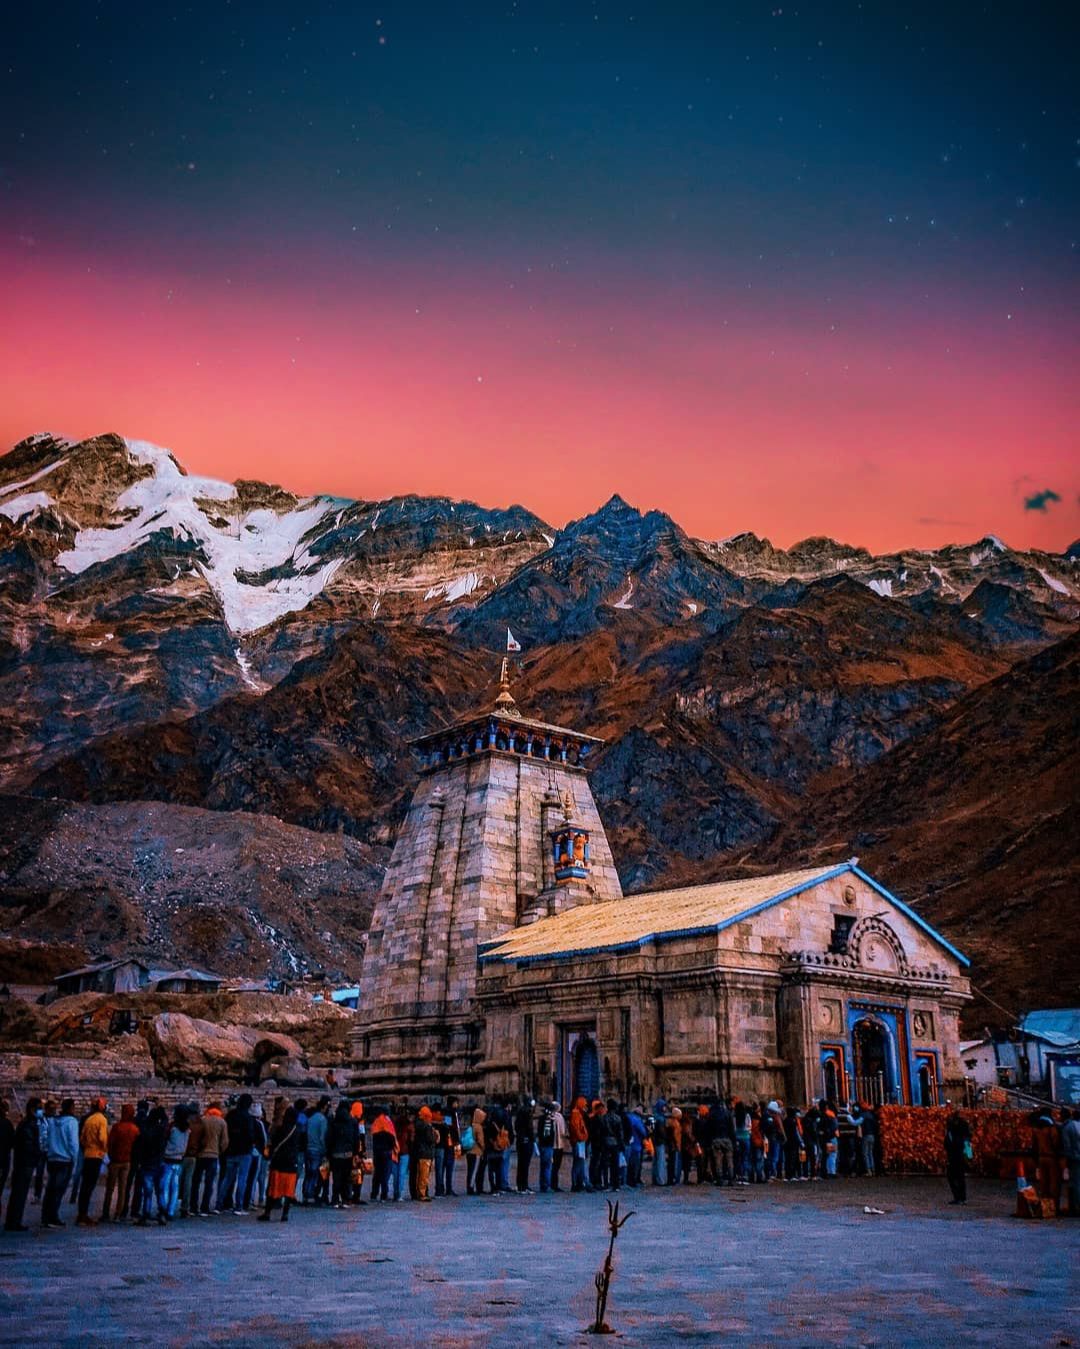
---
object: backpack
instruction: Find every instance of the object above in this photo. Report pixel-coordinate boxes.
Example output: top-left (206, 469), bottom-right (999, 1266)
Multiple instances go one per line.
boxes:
top-left (460, 1125), bottom-right (475, 1152)
top-left (495, 1127), bottom-right (510, 1151)
top-left (538, 1114), bottom-right (556, 1147)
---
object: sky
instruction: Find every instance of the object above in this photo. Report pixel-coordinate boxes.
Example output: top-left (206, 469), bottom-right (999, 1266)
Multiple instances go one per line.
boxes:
top-left (1, 2), bottom-right (1077, 551)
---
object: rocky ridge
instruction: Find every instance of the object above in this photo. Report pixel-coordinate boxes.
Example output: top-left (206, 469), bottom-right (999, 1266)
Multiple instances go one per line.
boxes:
top-left (1, 431), bottom-right (1077, 1016)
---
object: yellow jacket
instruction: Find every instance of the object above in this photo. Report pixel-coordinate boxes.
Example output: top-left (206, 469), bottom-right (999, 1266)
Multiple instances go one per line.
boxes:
top-left (80, 1110), bottom-right (109, 1160)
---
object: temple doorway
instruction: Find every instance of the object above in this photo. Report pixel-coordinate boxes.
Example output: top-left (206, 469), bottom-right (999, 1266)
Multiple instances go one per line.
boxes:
top-left (562, 1027), bottom-right (600, 1105)
top-left (853, 1017), bottom-right (892, 1105)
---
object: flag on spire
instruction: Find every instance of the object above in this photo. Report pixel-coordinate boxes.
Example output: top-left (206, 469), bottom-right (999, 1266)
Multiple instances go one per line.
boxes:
top-left (506, 627), bottom-right (522, 653)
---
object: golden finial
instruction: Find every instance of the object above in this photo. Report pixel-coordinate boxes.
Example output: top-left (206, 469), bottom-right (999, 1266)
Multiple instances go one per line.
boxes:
top-left (494, 656), bottom-right (519, 714)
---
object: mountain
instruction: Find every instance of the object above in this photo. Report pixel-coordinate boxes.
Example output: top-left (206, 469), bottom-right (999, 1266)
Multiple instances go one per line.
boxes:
top-left (1, 430), bottom-right (1076, 1013)
top-left (709, 631), bottom-right (1080, 1021)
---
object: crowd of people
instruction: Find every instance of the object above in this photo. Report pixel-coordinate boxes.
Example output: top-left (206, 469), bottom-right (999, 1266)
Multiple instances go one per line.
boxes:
top-left (1, 1092), bottom-right (1076, 1231)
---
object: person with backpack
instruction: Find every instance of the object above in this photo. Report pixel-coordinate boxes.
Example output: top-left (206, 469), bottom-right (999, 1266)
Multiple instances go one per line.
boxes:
top-left (537, 1101), bottom-right (557, 1193)
top-left (259, 1107), bottom-right (301, 1223)
top-left (819, 1100), bottom-right (839, 1177)
top-left (709, 1099), bottom-right (736, 1187)
top-left (219, 1095), bottom-right (255, 1214)
top-left (435, 1097), bottom-right (459, 1197)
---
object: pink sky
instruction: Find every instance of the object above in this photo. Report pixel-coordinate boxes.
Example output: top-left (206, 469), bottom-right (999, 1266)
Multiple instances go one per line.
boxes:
top-left (2, 241), bottom-right (1076, 553)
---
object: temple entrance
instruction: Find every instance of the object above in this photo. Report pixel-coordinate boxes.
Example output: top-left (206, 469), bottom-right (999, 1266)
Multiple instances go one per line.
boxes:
top-left (853, 1018), bottom-right (892, 1105)
top-left (562, 1027), bottom-right (600, 1105)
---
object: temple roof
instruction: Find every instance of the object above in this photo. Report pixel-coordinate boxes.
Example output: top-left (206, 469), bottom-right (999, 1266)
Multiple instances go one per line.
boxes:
top-left (412, 657), bottom-right (602, 749)
top-left (479, 860), bottom-right (969, 966)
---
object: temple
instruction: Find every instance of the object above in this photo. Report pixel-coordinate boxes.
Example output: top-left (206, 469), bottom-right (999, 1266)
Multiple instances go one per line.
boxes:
top-left (351, 670), bottom-right (972, 1107)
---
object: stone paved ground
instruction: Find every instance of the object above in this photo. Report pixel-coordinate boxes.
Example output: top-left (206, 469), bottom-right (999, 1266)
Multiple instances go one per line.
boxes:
top-left (1, 1177), bottom-right (1076, 1346)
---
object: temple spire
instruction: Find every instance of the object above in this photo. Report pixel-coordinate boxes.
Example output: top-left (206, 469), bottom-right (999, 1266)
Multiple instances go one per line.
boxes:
top-left (494, 655), bottom-right (520, 715)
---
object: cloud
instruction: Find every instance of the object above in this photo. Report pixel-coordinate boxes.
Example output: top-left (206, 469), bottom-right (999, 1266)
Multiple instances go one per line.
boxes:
top-left (917, 516), bottom-right (974, 527)
top-left (1023, 489), bottom-right (1062, 512)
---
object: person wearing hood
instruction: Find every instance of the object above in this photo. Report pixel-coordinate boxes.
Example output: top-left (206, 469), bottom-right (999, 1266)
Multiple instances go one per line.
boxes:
top-left (193, 1102), bottom-right (228, 1215)
top-left (569, 1097), bottom-right (590, 1192)
top-left (327, 1101), bottom-right (359, 1208)
top-left (219, 1094), bottom-right (255, 1215)
top-left (943, 1106), bottom-right (971, 1205)
top-left (4, 1098), bottom-right (43, 1232)
top-left (626, 1106), bottom-right (647, 1188)
top-left (665, 1108), bottom-right (684, 1185)
top-left (43, 1098), bottom-right (79, 1229)
top-left (102, 1104), bottom-right (139, 1221)
top-left (259, 1107), bottom-right (300, 1223)
top-left (369, 1106), bottom-right (397, 1202)
top-left (161, 1104), bottom-right (192, 1218)
top-left (413, 1105), bottom-right (436, 1201)
top-left (136, 1106), bottom-right (170, 1226)
top-left (466, 1105), bottom-right (486, 1195)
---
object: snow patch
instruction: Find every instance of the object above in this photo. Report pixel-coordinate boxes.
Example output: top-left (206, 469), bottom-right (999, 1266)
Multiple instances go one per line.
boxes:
top-left (613, 577), bottom-right (635, 609)
top-left (55, 437), bottom-right (342, 633)
top-left (969, 547), bottom-right (990, 568)
top-left (371, 598), bottom-right (381, 617)
top-left (234, 648), bottom-right (261, 690)
top-left (686, 600), bottom-right (699, 615)
top-left (867, 578), bottom-right (893, 598)
top-left (987, 535), bottom-right (1007, 552)
top-left (541, 533), bottom-right (555, 548)
top-left (425, 571), bottom-right (481, 603)
top-left (1038, 569), bottom-right (1069, 595)
top-left (0, 491), bottom-right (54, 520)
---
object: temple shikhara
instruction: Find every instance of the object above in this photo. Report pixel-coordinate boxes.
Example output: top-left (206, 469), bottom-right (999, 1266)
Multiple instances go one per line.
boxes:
top-left (352, 666), bottom-right (972, 1107)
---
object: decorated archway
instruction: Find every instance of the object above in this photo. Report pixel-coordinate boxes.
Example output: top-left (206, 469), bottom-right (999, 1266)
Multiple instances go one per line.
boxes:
top-left (852, 1016), bottom-right (894, 1105)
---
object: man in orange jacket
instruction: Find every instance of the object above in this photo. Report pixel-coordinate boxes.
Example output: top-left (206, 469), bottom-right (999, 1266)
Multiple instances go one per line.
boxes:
top-left (76, 1098), bottom-right (109, 1226)
top-left (569, 1097), bottom-right (590, 1192)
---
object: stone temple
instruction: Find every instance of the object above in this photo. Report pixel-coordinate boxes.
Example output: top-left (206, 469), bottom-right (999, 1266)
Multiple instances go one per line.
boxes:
top-left (352, 670), bottom-right (971, 1108)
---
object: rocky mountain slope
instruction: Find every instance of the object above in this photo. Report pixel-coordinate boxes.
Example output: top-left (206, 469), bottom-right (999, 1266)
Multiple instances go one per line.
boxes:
top-left (700, 631), bottom-right (1080, 1022)
top-left (1, 430), bottom-right (1077, 1015)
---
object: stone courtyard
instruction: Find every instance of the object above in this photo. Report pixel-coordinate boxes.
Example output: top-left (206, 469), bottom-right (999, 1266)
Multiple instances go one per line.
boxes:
top-left (2, 1178), bottom-right (1075, 1346)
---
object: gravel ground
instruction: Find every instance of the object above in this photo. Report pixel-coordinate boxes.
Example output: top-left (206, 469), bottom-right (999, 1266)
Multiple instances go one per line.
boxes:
top-left (0, 1175), bottom-right (1076, 1347)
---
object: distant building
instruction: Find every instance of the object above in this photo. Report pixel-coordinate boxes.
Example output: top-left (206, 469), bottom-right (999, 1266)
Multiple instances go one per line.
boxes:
top-left (52, 958), bottom-right (152, 997)
top-left (959, 1009), bottom-right (1080, 1100)
top-left (331, 987), bottom-right (360, 1010)
top-left (148, 967), bottom-right (223, 995)
top-left (51, 959), bottom-right (222, 999)
top-left (352, 666), bottom-right (972, 1106)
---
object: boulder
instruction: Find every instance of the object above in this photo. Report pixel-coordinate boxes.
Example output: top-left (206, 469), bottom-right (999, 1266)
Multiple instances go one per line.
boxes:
top-left (146, 1012), bottom-right (303, 1081)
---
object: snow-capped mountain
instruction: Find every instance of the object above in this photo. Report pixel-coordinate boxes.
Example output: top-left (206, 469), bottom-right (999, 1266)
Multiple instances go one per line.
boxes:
top-left (1, 429), bottom-right (1076, 1013)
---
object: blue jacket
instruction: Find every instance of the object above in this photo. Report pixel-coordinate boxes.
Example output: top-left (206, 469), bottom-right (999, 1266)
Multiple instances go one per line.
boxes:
top-left (306, 1110), bottom-right (328, 1157)
top-left (626, 1111), bottom-right (647, 1153)
top-left (46, 1114), bottom-right (80, 1164)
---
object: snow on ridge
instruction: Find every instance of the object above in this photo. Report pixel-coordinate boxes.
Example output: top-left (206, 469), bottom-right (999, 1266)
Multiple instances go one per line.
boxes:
top-left (425, 571), bottom-right (481, 603)
top-left (987, 535), bottom-right (1007, 552)
top-left (1038, 569), bottom-right (1069, 596)
top-left (55, 437), bottom-right (343, 634)
top-left (0, 455), bottom-right (69, 497)
top-left (0, 491), bottom-right (54, 520)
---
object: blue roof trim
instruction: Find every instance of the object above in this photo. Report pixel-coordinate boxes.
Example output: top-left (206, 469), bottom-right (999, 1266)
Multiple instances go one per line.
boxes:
top-left (479, 862), bottom-right (855, 966)
top-left (849, 864), bottom-right (970, 967)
